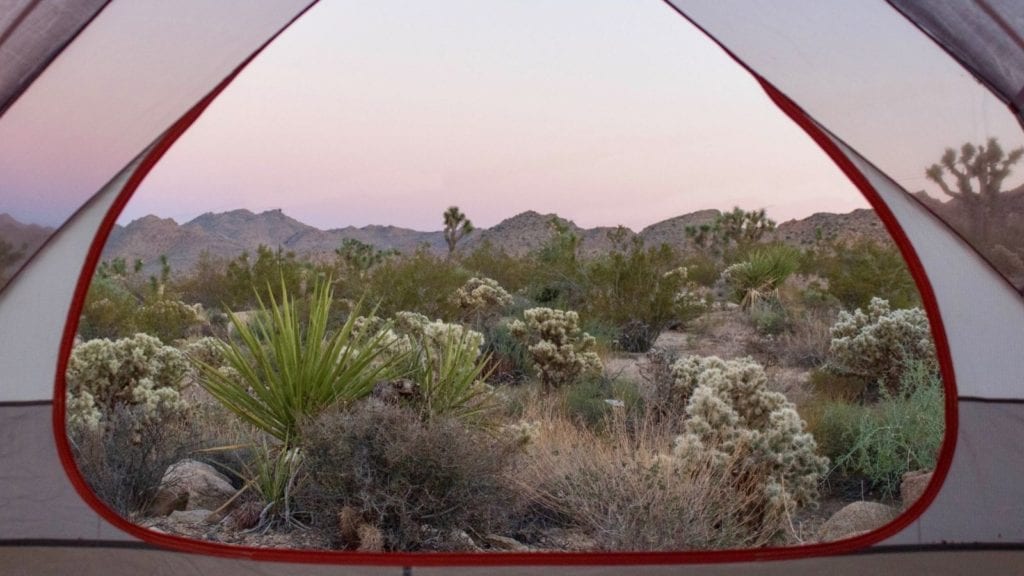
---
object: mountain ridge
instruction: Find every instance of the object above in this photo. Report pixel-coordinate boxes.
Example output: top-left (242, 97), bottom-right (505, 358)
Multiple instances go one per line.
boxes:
top-left (99, 207), bottom-right (889, 274)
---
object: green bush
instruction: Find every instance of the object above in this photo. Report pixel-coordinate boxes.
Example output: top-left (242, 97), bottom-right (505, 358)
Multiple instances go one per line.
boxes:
top-left (584, 239), bottom-right (706, 352)
top-left (807, 239), bottom-right (919, 310)
top-left (298, 401), bottom-right (519, 551)
top-left (813, 361), bottom-right (944, 497)
top-left (78, 276), bottom-right (141, 340)
top-left (480, 319), bottom-right (532, 385)
top-left (354, 248), bottom-right (470, 320)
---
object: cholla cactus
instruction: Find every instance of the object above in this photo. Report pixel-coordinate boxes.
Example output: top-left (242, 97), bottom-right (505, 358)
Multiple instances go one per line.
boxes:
top-left (670, 355), bottom-right (828, 514)
top-left (828, 297), bottom-right (936, 388)
top-left (65, 334), bottom-right (190, 434)
top-left (453, 277), bottom-right (513, 324)
top-left (182, 336), bottom-right (226, 369)
top-left (353, 312), bottom-right (484, 374)
top-left (510, 307), bottom-right (602, 389)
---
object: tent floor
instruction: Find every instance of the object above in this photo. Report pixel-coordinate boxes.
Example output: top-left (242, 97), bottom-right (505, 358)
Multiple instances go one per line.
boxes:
top-left (3, 545), bottom-right (1024, 575)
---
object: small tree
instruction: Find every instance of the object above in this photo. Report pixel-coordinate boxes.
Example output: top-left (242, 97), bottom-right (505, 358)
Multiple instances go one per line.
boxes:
top-left (443, 206), bottom-right (474, 258)
top-left (686, 207), bottom-right (775, 261)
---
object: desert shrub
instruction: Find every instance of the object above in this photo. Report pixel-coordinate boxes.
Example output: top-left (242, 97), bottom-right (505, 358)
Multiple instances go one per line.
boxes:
top-left (194, 279), bottom-right (402, 445)
top-left (298, 401), bottom-right (519, 551)
top-left (810, 239), bottom-right (919, 311)
top-left (65, 333), bottom-right (191, 433)
top-left (669, 355), bottom-right (829, 513)
top-left (748, 299), bottom-right (789, 336)
top-left (827, 297), bottom-right (936, 390)
top-left (78, 276), bottom-right (141, 340)
top-left (134, 299), bottom-right (205, 343)
top-left (354, 248), bottom-right (470, 320)
top-left (812, 361), bottom-right (944, 497)
top-left (514, 408), bottom-right (785, 550)
top-left (480, 319), bottom-right (532, 385)
top-left (720, 244), bottom-right (800, 311)
top-left (526, 217), bottom-right (586, 310)
top-left (510, 307), bottom-right (603, 390)
top-left (773, 308), bottom-right (836, 368)
top-left (679, 254), bottom-right (721, 287)
top-left (562, 373), bottom-right (641, 430)
top-left (453, 276), bottom-right (513, 326)
top-left (460, 239), bottom-right (536, 294)
top-left (584, 240), bottom-right (707, 352)
top-left (68, 404), bottom-right (196, 516)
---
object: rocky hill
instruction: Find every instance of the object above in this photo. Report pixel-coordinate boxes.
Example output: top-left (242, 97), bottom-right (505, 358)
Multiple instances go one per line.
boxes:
top-left (771, 208), bottom-right (889, 247)
top-left (100, 206), bottom-right (892, 275)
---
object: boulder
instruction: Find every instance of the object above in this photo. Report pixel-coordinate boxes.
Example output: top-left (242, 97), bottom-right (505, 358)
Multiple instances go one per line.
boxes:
top-left (901, 470), bottom-right (933, 509)
top-left (156, 459), bottom-right (236, 512)
top-left (168, 509), bottom-right (214, 525)
top-left (817, 501), bottom-right (898, 542)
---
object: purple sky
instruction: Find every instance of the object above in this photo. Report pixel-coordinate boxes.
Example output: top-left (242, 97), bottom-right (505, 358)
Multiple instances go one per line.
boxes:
top-left (112, 0), bottom-right (867, 232)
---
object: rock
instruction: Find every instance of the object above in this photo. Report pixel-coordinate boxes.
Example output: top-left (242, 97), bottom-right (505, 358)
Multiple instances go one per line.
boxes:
top-left (484, 534), bottom-right (530, 552)
top-left (146, 489), bottom-right (188, 517)
top-left (901, 470), bottom-right (933, 509)
top-left (817, 501), bottom-right (897, 542)
top-left (156, 459), bottom-right (236, 512)
top-left (168, 509), bottom-right (214, 524)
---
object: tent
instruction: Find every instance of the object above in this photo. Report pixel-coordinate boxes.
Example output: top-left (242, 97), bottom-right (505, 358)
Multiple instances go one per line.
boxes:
top-left (1, 1), bottom-right (1023, 573)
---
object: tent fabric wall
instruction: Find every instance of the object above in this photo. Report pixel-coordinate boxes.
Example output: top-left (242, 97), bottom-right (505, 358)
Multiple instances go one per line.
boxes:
top-left (0, 0), bottom-right (314, 290)
top-left (0, 0), bottom-right (108, 116)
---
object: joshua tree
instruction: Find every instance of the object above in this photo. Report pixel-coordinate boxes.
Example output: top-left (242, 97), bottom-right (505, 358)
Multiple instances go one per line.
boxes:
top-left (443, 206), bottom-right (474, 258)
top-left (685, 207), bottom-right (775, 261)
top-left (925, 137), bottom-right (1023, 244)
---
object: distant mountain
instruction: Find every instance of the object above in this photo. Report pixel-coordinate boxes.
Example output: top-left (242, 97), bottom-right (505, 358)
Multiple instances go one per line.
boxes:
top-left (0, 213), bottom-right (55, 279)
top-left (100, 207), bottom-right (892, 275)
top-left (771, 208), bottom-right (889, 247)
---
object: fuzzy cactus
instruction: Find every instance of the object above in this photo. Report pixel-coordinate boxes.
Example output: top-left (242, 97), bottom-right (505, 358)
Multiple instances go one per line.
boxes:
top-left (510, 307), bottom-right (602, 389)
top-left (828, 297), bottom-right (936, 388)
top-left (65, 333), bottom-right (190, 433)
top-left (669, 355), bottom-right (828, 514)
top-left (453, 277), bottom-right (513, 325)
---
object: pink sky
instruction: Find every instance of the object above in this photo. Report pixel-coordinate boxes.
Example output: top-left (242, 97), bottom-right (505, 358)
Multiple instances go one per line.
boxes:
top-left (115, 0), bottom-right (867, 232)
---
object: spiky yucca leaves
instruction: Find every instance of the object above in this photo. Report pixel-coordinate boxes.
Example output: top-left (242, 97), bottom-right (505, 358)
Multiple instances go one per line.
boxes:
top-left (412, 330), bottom-right (497, 425)
top-left (721, 244), bottom-right (800, 310)
top-left (194, 278), bottom-right (402, 445)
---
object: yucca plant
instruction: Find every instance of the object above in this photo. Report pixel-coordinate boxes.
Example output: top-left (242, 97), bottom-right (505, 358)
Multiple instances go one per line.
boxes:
top-left (412, 331), bottom-right (497, 425)
top-left (194, 277), bottom-right (402, 445)
top-left (722, 244), bottom-right (800, 310)
top-left (245, 442), bottom-right (305, 532)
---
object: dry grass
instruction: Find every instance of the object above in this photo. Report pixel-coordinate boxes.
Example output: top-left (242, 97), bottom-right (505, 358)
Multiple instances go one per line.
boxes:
top-left (511, 395), bottom-right (789, 550)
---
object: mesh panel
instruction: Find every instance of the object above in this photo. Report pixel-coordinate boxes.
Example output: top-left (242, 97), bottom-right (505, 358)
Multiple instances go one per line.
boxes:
top-left (667, 0), bottom-right (1024, 293)
top-left (888, 0), bottom-right (1024, 120)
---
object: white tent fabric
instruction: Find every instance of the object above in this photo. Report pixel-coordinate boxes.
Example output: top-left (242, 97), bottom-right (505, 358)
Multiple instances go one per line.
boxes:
top-left (3, 0), bottom-right (1024, 573)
